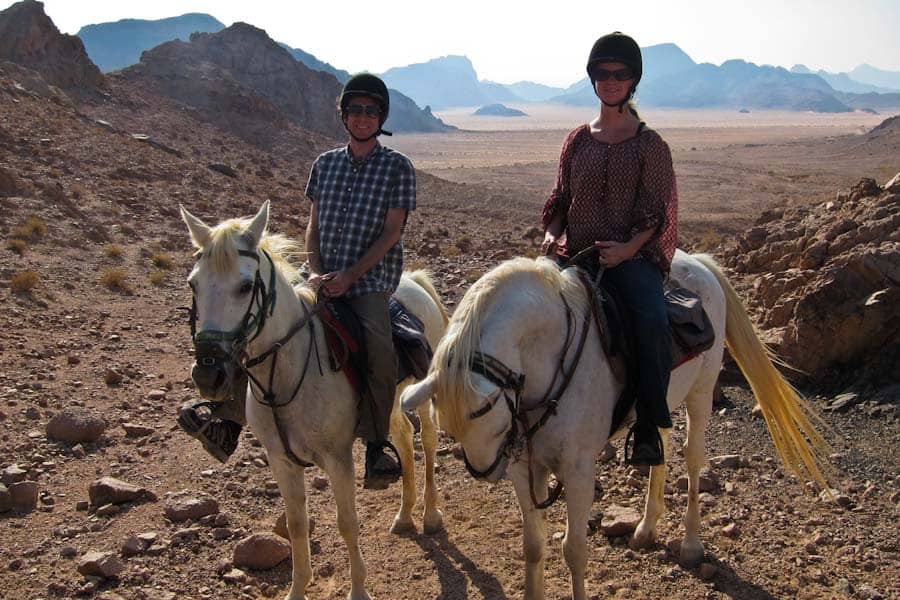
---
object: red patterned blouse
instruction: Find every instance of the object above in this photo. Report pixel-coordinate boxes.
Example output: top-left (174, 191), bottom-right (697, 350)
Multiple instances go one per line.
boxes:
top-left (541, 124), bottom-right (678, 272)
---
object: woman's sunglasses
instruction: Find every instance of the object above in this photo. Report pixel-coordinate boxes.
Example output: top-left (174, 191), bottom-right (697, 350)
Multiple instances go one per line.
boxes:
top-left (346, 104), bottom-right (382, 118)
top-left (593, 67), bottom-right (634, 82)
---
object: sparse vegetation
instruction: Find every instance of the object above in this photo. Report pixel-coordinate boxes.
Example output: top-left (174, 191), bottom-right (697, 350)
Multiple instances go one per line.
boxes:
top-left (151, 252), bottom-right (173, 269)
top-left (455, 235), bottom-right (473, 253)
top-left (149, 271), bottom-right (167, 286)
top-left (443, 245), bottom-right (461, 257)
top-left (10, 270), bottom-right (39, 292)
top-left (70, 183), bottom-right (86, 199)
top-left (11, 216), bottom-right (47, 241)
top-left (695, 230), bottom-right (724, 252)
top-left (104, 244), bottom-right (124, 258)
top-left (100, 268), bottom-right (132, 294)
top-left (6, 238), bottom-right (27, 255)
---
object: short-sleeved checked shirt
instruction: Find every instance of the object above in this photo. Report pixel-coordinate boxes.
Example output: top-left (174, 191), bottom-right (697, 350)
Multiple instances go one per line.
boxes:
top-left (305, 142), bottom-right (416, 298)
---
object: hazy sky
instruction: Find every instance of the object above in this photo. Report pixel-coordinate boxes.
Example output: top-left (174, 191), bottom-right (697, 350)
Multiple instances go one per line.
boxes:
top-left (8, 0), bottom-right (900, 87)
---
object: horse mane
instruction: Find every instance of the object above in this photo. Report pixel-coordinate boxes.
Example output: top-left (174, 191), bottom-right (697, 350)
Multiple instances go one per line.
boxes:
top-left (431, 257), bottom-right (586, 437)
top-left (203, 217), bottom-right (313, 302)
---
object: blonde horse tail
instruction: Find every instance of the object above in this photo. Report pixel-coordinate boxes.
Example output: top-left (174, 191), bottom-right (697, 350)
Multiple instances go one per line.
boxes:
top-left (407, 269), bottom-right (450, 326)
top-left (694, 254), bottom-right (832, 492)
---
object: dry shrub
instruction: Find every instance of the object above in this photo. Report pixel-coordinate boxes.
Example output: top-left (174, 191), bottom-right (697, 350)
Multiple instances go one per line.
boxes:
top-left (104, 244), bottom-right (124, 258)
top-left (151, 253), bottom-right (173, 269)
top-left (100, 268), bottom-right (132, 294)
top-left (695, 230), bottom-right (724, 253)
top-left (10, 270), bottom-right (39, 292)
top-left (6, 238), bottom-right (27, 255)
top-left (455, 235), bottom-right (473, 252)
top-left (12, 216), bottom-right (47, 241)
top-left (70, 183), bottom-right (86, 199)
top-left (149, 271), bottom-right (167, 286)
top-left (443, 245), bottom-right (461, 257)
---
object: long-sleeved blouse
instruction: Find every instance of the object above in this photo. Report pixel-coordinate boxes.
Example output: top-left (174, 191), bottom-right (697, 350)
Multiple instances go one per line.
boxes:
top-left (541, 123), bottom-right (678, 272)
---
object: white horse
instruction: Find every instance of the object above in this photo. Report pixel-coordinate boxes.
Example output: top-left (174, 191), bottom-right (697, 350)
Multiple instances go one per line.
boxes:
top-left (182, 201), bottom-right (448, 600)
top-left (401, 251), bottom-right (830, 600)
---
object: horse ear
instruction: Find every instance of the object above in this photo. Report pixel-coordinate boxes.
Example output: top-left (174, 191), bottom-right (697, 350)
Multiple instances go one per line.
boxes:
top-left (246, 200), bottom-right (270, 247)
top-left (181, 204), bottom-right (211, 249)
top-left (401, 372), bottom-right (436, 411)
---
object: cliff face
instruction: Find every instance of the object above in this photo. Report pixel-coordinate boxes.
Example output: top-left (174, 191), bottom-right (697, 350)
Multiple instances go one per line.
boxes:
top-left (0, 0), bottom-right (105, 95)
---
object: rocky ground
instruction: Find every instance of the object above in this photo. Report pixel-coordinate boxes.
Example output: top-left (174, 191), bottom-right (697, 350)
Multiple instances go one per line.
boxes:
top-left (1, 64), bottom-right (899, 600)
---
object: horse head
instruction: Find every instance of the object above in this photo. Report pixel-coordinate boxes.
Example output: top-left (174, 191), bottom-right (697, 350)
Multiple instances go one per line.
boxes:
top-left (181, 201), bottom-right (272, 401)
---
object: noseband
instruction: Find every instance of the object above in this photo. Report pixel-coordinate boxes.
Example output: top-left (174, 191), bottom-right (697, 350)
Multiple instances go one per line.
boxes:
top-left (462, 290), bottom-right (591, 509)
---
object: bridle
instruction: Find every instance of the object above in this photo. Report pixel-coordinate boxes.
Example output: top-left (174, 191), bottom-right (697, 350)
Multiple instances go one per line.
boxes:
top-left (188, 247), bottom-right (322, 467)
top-left (462, 288), bottom-right (592, 509)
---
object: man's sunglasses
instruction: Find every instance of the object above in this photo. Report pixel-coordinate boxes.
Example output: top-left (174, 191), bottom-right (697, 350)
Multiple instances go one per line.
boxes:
top-left (593, 67), bottom-right (635, 82)
top-left (346, 104), bottom-right (382, 118)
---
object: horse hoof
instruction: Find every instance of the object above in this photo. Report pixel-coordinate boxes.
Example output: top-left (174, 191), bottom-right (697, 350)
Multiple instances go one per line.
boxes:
top-left (423, 510), bottom-right (444, 535)
top-left (630, 523), bottom-right (657, 549)
top-left (679, 539), bottom-right (705, 567)
top-left (390, 516), bottom-right (416, 535)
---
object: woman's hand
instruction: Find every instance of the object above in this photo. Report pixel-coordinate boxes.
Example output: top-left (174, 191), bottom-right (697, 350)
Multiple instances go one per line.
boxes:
top-left (594, 240), bottom-right (634, 268)
top-left (540, 231), bottom-right (559, 255)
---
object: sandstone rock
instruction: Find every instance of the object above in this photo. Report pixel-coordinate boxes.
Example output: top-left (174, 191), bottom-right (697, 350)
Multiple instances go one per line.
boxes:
top-left (164, 494), bottom-right (218, 522)
top-left (232, 533), bottom-right (291, 570)
top-left (120, 536), bottom-right (145, 557)
top-left (599, 504), bottom-right (641, 537)
top-left (709, 454), bottom-right (742, 469)
top-left (46, 407), bottom-right (106, 443)
top-left (77, 551), bottom-right (124, 578)
top-left (122, 423), bottom-right (154, 437)
top-left (89, 477), bottom-right (156, 507)
top-left (2, 464), bottom-right (27, 485)
top-left (0, 483), bottom-right (11, 512)
top-left (9, 480), bottom-right (38, 511)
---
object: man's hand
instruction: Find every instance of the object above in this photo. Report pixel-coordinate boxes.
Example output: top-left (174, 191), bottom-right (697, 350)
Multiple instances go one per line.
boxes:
top-left (318, 271), bottom-right (354, 297)
top-left (594, 240), bottom-right (633, 268)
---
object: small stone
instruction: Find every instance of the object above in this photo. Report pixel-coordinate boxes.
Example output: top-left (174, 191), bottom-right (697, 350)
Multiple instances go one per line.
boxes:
top-left (699, 562), bottom-right (718, 580)
top-left (77, 551), bottom-right (124, 578)
top-left (164, 494), bottom-right (218, 522)
top-left (121, 536), bottom-right (145, 557)
top-left (122, 423), bottom-right (155, 437)
top-left (2, 464), bottom-right (28, 486)
top-left (311, 476), bottom-right (328, 490)
top-left (96, 503), bottom-right (120, 517)
top-left (9, 480), bottom-right (39, 511)
top-left (233, 533), bottom-right (291, 570)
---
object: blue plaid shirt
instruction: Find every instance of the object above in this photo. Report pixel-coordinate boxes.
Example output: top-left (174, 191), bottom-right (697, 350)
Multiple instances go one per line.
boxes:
top-left (305, 143), bottom-right (416, 298)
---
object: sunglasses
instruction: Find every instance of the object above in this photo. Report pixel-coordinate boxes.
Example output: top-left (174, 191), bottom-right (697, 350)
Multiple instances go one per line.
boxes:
top-left (346, 104), bottom-right (382, 118)
top-left (593, 67), bottom-right (634, 82)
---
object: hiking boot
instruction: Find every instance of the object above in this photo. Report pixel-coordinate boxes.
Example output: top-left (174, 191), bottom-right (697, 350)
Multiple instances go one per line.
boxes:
top-left (364, 441), bottom-right (402, 489)
top-left (177, 401), bottom-right (242, 463)
top-left (624, 421), bottom-right (664, 467)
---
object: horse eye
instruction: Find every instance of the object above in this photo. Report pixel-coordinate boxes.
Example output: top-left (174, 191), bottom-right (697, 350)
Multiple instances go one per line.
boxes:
top-left (239, 281), bottom-right (253, 295)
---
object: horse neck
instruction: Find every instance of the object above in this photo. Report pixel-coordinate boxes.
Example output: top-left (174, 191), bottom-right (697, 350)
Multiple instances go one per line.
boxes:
top-left (246, 268), bottom-right (315, 365)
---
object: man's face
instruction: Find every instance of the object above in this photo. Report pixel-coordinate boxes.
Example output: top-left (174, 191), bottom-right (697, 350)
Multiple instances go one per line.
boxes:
top-left (343, 96), bottom-right (381, 140)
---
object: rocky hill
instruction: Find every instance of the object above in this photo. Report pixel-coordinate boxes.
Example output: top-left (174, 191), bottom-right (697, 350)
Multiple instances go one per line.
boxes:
top-left (0, 0), bottom-right (104, 95)
top-left (381, 55), bottom-right (496, 109)
top-left (77, 13), bottom-right (225, 73)
top-left (473, 103), bottom-right (527, 116)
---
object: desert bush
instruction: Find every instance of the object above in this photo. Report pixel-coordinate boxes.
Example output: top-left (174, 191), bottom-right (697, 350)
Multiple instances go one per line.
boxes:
top-left (443, 246), bottom-right (461, 257)
top-left (151, 253), bottom-right (173, 269)
top-left (695, 230), bottom-right (724, 253)
top-left (455, 235), bottom-right (473, 253)
top-left (100, 268), bottom-right (132, 294)
top-left (70, 183), bottom-right (86, 199)
top-left (104, 244), bottom-right (124, 258)
top-left (10, 270), bottom-right (39, 292)
top-left (11, 216), bottom-right (47, 241)
top-left (149, 271), bottom-right (167, 286)
top-left (6, 238), bottom-right (27, 255)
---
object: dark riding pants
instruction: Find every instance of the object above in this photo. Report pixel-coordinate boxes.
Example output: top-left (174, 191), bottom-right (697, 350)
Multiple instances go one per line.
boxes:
top-left (603, 258), bottom-right (673, 429)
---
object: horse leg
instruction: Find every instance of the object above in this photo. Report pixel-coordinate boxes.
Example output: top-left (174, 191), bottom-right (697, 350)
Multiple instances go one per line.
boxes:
top-left (268, 458), bottom-right (312, 600)
top-left (680, 389), bottom-right (711, 566)
top-left (562, 467), bottom-right (594, 600)
top-left (418, 402), bottom-right (443, 534)
top-left (631, 427), bottom-right (672, 550)
top-left (511, 466), bottom-right (548, 600)
top-left (389, 403), bottom-right (417, 535)
top-left (323, 454), bottom-right (371, 600)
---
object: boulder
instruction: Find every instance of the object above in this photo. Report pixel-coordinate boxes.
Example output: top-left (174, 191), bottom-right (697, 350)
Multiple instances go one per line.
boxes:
top-left (232, 533), bottom-right (291, 570)
top-left (46, 407), bottom-right (106, 443)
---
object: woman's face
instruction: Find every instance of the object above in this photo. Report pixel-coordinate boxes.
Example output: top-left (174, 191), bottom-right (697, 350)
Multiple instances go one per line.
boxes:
top-left (592, 61), bottom-right (634, 106)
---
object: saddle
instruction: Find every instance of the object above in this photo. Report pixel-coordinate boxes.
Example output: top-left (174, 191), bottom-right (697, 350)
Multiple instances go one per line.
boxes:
top-left (318, 297), bottom-right (433, 398)
top-left (569, 261), bottom-right (715, 436)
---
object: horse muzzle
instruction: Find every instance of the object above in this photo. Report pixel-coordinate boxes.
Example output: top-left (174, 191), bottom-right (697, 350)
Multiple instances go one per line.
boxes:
top-left (191, 342), bottom-right (236, 401)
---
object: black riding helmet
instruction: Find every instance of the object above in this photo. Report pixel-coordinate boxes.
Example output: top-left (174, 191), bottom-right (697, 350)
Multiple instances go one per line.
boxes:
top-left (586, 32), bottom-right (642, 111)
top-left (339, 73), bottom-right (392, 138)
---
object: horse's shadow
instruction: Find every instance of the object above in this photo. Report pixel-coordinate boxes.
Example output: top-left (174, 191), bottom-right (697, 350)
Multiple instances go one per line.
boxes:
top-left (413, 529), bottom-right (507, 599)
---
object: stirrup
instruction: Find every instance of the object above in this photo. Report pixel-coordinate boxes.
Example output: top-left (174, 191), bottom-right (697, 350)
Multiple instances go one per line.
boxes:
top-left (364, 440), bottom-right (402, 489)
top-left (624, 422), bottom-right (664, 467)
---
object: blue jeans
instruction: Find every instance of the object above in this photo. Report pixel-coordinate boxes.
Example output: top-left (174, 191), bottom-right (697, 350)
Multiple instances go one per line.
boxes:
top-left (602, 258), bottom-right (673, 429)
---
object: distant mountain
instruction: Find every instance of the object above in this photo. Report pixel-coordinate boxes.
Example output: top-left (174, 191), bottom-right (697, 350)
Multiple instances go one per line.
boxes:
top-left (791, 64), bottom-right (899, 94)
top-left (473, 103), bottom-right (527, 117)
top-left (480, 81), bottom-right (524, 104)
top-left (849, 64), bottom-right (900, 91)
top-left (835, 90), bottom-right (900, 112)
top-left (640, 60), bottom-right (851, 112)
top-left (280, 44), bottom-right (350, 83)
top-left (78, 13), bottom-right (224, 72)
top-left (551, 43), bottom-right (696, 106)
top-left (504, 81), bottom-right (565, 102)
top-left (381, 55), bottom-right (492, 109)
top-left (0, 0), bottom-right (104, 95)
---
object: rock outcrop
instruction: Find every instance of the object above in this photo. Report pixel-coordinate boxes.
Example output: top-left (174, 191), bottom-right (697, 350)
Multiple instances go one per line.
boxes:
top-left (0, 0), bottom-right (104, 95)
top-left (723, 174), bottom-right (900, 384)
